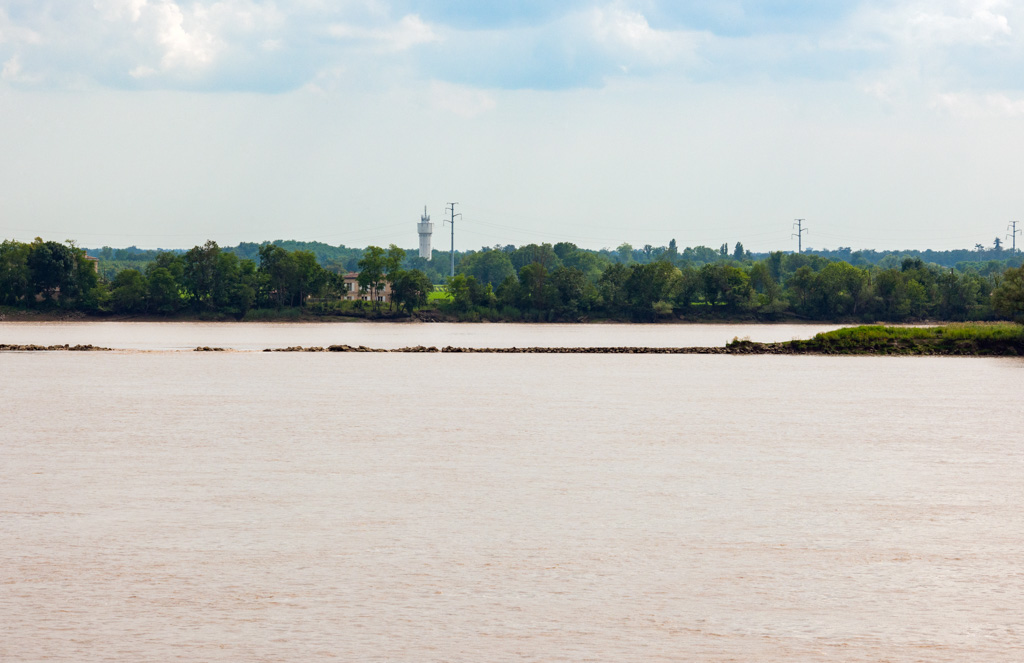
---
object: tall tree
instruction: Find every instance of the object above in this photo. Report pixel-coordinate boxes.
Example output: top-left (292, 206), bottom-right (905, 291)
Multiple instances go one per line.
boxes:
top-left (357, 246), bottom-right (387, 309)
top-left (109, 269), bottom-right (149, 313)
top-left (993, 264), bottom-right (1024, 320)
top-left (390, 269), bottom-right (433, 313)
top-left (27, 239), bottom-right (76, 303)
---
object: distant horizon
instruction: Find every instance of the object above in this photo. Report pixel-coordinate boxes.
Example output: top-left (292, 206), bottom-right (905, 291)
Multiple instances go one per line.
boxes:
top-left (3, 216), bottom-right (1020, 255)
top-left (53, 236), bottom-right (1022, 258)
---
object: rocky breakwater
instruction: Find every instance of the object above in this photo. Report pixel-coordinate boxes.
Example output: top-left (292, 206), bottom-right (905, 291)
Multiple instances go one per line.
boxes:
top-left (438, 346), bottom-right (733, 354)
top-left (265, 345), bottom-right (440, 352)
top-left (264, 345), bottom-right (398, 352)
top-left (262, 345), bottom-right (756, 354)
top-left (0, 343), bottom-right (112, 352)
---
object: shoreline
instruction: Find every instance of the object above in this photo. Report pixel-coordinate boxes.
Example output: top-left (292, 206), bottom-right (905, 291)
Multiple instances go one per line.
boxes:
top-left (0, 308), bottom-right (968, 327)
top-left (4, 341), bottom-right (1021, 357)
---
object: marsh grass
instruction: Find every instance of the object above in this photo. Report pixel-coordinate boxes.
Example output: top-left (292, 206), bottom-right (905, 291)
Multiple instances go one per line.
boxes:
top-left (790, 323), bottom-right (1024, 355)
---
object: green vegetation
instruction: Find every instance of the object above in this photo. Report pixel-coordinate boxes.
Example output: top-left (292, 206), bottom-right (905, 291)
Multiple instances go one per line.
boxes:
top-left (725, 323), bottom-right (1024, 355)
top-left (0, 237), bottom-right (431, 319)
top-left (4, 236), bottom-right (1024, 323)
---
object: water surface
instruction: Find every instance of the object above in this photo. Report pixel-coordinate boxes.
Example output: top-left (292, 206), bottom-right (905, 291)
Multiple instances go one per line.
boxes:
top-left (0, 321), bottom-right (845, 351)
top-left (2, 335), bottom-right (1022, 662)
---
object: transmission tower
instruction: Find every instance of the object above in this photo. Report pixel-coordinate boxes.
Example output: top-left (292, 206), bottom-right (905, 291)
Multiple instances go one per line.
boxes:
top-left (792, 219), bottom-right (807, 253)
top-left (444, 202), bottom-right (461, 277)
top-left (1008, 220), bottom-right (1021, 253)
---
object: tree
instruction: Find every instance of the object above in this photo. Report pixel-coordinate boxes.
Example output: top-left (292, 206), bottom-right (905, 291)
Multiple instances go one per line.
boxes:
top-left (700, 263), bottom-right (727, 305)
top-left (549, 266), bottom-right (587, 318)
top-left (785, 266), bottom-right (815, 313)
top-left (226, 255), bottom-right (259, 316)
top-left (674, 266), bottom-right (700, 309)
top-left (872, 269), bottom-right (909, 320)
top-left (182, 241), bottom-right (222, 311)
top-left (385, 244), bottom-right (406, 274)
top-left (147, 267), bottom-right (183, 314)
top-left (27, 239), bottom-right (76, 303)
top-left (810, 262), bottom-right (870, 318)
top-left (733, 242), bottom-right (745, 261)
top-left (720, 265), bottom-right (753, 309)
top-left (666, 238), bottom-right (678, 261)
top-left (357, 246), bottom-right (387, 309)
top-left (624, 261), bottom-right (682, 319)
top-left (69, 248), bottom-right (101, 310)
top-left (560, 249), bottom-right (608, 282)
top-left (259, 244), bottom-right (297, 307)
top-left (516, 262), bottom-right (550, 311)
top-left (0, 240), bottom-right (31, 306)
top-left (457, 249), bottom-right (515, 287)
top-left (553, 242), bottom-right (578, 260)
top-left (748, 261), bottom-right (781, 310)
top-left (109, 269), bottom-right (149, 313)
top-left (390, 269), bottom-right (433, 313)
top-left (511, 244), bottom-right (561, 271)
top-left (993, 264), bottom-right (1024, 320)
top-left (598, 262), bottom-right (629, 313)
top-left (292, 250), bottom-right (324, 306)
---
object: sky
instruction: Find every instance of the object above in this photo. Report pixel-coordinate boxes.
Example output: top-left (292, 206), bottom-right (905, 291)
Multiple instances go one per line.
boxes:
top-left (2, 0), bottom-right (1024, 253)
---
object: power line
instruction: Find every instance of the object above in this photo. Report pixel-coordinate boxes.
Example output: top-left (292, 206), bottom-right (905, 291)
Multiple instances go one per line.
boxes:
top-left (444, 202), bottom-right (461, 277)
top-left (792, 219), bottom-right (807, 254)
top-left (1008, 221), bottom-right (1021, 253)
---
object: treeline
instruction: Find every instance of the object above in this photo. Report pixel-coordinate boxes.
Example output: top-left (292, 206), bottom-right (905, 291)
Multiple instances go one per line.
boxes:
top-left (446, 244), bottom-right (1024, 323)
top-left (5, 237), bottom-right (1024, 322)
top-left (0, 239), bottom-right (102, 309)
top-left (85, 238), bottom-right (1024, 282)
top-left (87, 240), bottom-right (461, 284)
top-left (1, 238), bottom-right (432, 318)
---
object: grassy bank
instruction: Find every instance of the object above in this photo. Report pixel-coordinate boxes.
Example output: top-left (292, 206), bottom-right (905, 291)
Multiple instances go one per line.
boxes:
top-left (728, 323), bottom-right (1024, 356)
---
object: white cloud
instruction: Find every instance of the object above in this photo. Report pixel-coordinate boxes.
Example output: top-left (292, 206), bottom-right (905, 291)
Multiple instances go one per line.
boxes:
top-left (428, 79), bottom-right (496, 117)
top-left (129, 64), bottom-right (157, 78)
top-left (0, 0), bottom-right (1020, 99)
top-left (147, 2), bottom-right (221, 71)
top-left (932, 90), bottom-right (1024, 117)
top-left (589, 6), bottom-right (701, 64)
top-left (852, 0), bottom-right (1014, 48)
top-left (910, 0), bottom-right (1011, 45)
top-left (94, 0), bottom-right (147, 22)
top-left (838, 0), bottom-right (1024, 113)
top-left (328, 14), bottom-right (440, 52)
top-left (0, 54), bottom-right (16, 78)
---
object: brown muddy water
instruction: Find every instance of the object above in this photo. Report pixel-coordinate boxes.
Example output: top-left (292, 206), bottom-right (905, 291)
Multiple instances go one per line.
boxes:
top-left (0, 320), bottom-right (845, 350)
top-left (1, 323), bottom-right (1022, 662)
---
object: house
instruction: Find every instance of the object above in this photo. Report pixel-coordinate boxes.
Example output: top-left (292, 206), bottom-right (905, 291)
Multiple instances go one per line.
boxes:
top-left (342, 272), bottom-right (391, 303)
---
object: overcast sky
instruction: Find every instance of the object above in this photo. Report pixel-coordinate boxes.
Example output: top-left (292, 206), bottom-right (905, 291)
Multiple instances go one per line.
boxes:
top-left (2, 0), bottom-right (1023, 252)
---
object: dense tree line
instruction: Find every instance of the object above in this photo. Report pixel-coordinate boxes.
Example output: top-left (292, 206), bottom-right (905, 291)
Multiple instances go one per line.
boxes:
top-left (5, 237), bottom-right (1024, 322)
top-left (87, 239), bottom-right (463, 284)
top-left (0, 239), bottom-right (101, 309)
top-left (1, 238), bottom-right (432, 318)
top-left (448, 244), bottom-right (1024, 322)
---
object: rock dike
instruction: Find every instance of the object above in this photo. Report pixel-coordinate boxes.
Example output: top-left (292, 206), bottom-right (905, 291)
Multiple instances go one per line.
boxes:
top-left (0, 343), bottom-right (112, 352)
top-left (261, 344), bottom-right (771, 354)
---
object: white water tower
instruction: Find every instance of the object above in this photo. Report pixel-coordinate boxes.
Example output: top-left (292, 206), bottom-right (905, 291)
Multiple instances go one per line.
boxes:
top-left (417, 206), bottom-right (432, 260)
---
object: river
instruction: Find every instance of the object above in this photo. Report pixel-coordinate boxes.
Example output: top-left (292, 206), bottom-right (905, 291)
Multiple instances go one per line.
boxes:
top-left (0, 320), bottom-right (845, 350)
top-left (2, 322), bottom-right (1022, 661)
